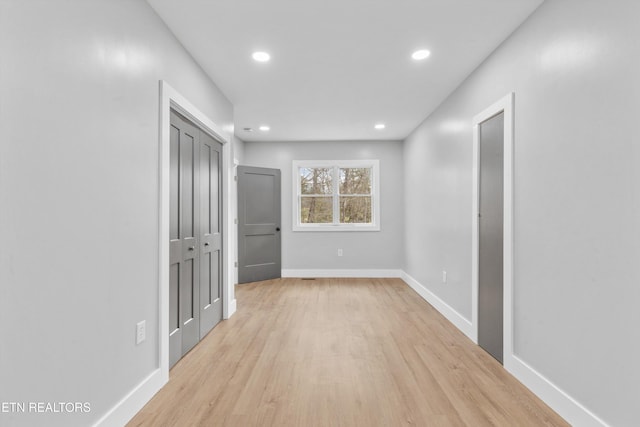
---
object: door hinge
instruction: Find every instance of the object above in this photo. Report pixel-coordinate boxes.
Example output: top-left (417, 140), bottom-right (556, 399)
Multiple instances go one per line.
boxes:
top-left (234, 175), bottom-right (238, 181)
top-left (234, 261), bottom-right (238, 268)
top-left (234, 218), bottom-right (238, 224)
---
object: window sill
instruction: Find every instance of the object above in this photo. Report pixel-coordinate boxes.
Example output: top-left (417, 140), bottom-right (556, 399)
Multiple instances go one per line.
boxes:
top-left (293, 224), bottom-right (380, 232)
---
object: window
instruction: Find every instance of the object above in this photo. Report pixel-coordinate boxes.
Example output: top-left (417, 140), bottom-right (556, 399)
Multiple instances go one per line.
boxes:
top-left (293, 160), bottom-right (380, 231)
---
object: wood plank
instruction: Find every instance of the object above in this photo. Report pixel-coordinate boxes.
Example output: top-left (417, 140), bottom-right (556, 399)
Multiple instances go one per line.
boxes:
top-left (128, 278), bottom-right (568, 427)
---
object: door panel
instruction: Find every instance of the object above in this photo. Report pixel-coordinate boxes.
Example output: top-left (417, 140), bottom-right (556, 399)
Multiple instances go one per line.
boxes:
top-left (169, 264), bottom-right (179, 332)
top-left (178, 114), bottom-right (200, 358)
top-left (245, 234), bottom-right (277, 266)
top-left (238, 166), bottom-right (281, 284)
top-left (478, 112), bottom-right (505, 364)
top-left (170, 126), bottom-right (180, 240)
top-left (168, 255), bottom-right (181, 368)
top-left (169, 110), bottom-right (223, 367)
top-left (199, 132), bottom-right (223, 338)
top-left (244, 172), bottom-right (277, 224)
top-left (169, 115), bottom-right (184, 368)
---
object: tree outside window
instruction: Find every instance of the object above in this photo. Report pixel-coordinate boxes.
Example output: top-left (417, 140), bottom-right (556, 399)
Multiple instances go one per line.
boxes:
top-left (293, 160), bottom-right (379, 231)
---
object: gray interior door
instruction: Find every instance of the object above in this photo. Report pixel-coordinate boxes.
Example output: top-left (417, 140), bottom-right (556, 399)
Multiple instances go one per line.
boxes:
top-left (237, 166), bottom-right (281, 284)
top-left (169, 110), bottom-right (223, 368)
top-left (478, 112), bottom-right (505, 364)
top-left (198, 132), bottom-right (223, 339)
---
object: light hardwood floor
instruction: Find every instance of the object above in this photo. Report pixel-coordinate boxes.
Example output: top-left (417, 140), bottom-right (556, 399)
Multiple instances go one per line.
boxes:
top-left (128, 278), bottom-right (568, 427)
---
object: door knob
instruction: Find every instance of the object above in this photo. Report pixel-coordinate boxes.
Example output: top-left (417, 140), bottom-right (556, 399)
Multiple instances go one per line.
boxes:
top-left (276, 227), bottom-right (280, 231)
top-left (188, 246), bottom-right (195, 251)
top-left (204, 242), bottom-right (210, 246)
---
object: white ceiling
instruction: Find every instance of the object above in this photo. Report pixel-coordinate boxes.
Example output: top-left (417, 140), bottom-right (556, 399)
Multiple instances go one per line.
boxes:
top-left (148, 0), bottom-right (543, 142)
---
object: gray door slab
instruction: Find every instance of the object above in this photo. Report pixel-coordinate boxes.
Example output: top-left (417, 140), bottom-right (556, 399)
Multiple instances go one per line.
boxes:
top-left (237, 166), bottom-right (281, 284)
top-left (478, 112), bottom-right (505, 364)
top-left (198, 131), bottom-right (223, 339)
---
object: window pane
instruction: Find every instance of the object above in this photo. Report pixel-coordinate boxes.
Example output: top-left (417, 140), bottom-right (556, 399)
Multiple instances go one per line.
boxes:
top-left (300, 167), bottom-right (333, 195)
top-left (339, 168), bottom-right (371, 194)
top-left (339, 196), bottom-right (372, 223)
top-left (301, 196), bottom-right (333, 223)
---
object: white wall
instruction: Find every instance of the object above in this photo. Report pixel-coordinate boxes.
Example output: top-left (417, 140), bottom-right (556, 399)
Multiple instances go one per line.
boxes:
top-left (244, 141), bottom-right (404, 273)
top-left (0, 1), bottom-right (233, 426)
top-left (3, 0), bottom-right (639, 425)
top-left (234, 136), bottom-right (246, 165)
top-left (232, 136), bottom-right (246, 285)
top-left (403, 0), bottom-right (640, 425)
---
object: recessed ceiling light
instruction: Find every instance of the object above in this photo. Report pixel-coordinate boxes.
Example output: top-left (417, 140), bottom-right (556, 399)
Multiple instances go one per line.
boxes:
top-left (374, 123), bottom-right (386, 130)
top-left (259, 125), bottom-right (270, 131)
top-left (252, 51), bottom-right (270, 62)
top-left (411, 49), bottom-right (431, 60)
top-left (243, 127), bottom-right (253, 132)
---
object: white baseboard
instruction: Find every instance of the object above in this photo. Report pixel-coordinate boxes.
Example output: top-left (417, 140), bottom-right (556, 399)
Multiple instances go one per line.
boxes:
top-left (225, 298), bottom-right (237, 319)
top-left (400, 271), bottom-right (608, 427)
top-left (506, 355), bottom-right (609, 427)
top-left (97, 296), bottom-right (236, 426)
top-left (95, 271), bottom-right (608, 427)
top-left (400, 271), bottom-right (474, 340)
top-left (93, 369), bottom-right (166, 427)
top-left (282, 269), bottom-right (402, 278)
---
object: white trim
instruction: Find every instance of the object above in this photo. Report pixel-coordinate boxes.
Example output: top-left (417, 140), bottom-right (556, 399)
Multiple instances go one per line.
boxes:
top-left (468, 94), bottom-right (607, 427)
top-left (508, 356), bottom-right (610, 427)
top-left (226, 298), bottom-right (237, 318)
top-left (400, 271), bottom-right (474, 340)
top-left (282, 269), bottom-right (401, 278)
top-left (292, 159), bottom-right (381, 232)
top-left (471, 93), bottom-right (514, 352)
top-left (291, 224), bottom-right (380, 232)
top-left (222, 127), bottom-right (234, 319)
top-left (401, 268), bottom-right (609, 427)
top-left (232, 159), bottom-right (239, 287)
top-left (93, 369), bottom-right (163, 427)
top-left (97, 81), bottom-right (236, 427)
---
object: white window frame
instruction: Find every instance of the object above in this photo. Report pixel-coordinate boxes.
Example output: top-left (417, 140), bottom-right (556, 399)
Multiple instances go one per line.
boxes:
top-left (292, 159), bottom-right (380, 232)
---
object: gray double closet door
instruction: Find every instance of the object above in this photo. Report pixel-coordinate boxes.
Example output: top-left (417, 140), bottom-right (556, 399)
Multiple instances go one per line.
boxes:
top-left (169, 110), bottom-right (223, 368)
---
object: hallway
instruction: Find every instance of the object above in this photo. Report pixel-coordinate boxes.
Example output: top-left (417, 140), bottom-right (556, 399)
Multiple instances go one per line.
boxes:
top-left (129, 278), bottom-right (566, 426)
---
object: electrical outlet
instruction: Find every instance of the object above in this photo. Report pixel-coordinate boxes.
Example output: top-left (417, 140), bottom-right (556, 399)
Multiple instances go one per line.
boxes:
top-left (442, 271), bottom-right (447, 284)
top-left (337, 248), bottom-right (343, 257)
top-left (136, 320), bottom-right (146, 345)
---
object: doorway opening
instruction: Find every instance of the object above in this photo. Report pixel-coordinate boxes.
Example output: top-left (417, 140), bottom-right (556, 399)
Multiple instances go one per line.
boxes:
top-left (471, 93), bottom-right (514, 367)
